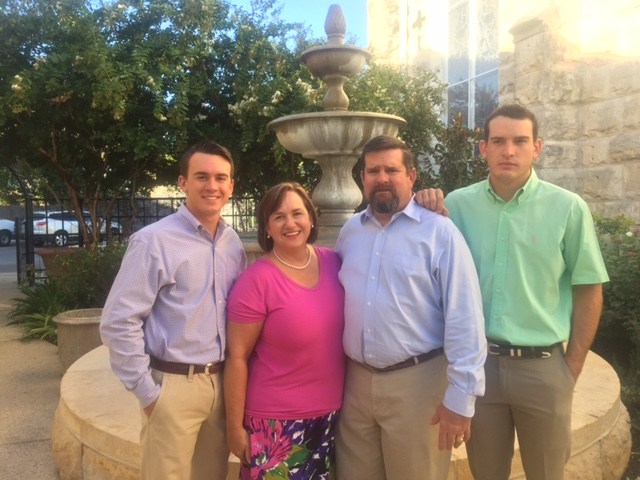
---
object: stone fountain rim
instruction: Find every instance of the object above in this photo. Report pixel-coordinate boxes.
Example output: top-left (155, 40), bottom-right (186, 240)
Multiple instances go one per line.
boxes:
top-left (300, 44), bottom-right (371, 60)
top-left (267, 110), bottom-right (407, 132)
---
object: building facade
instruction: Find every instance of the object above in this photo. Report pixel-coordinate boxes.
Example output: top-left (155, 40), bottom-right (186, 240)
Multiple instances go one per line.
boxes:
top-left (368, 0), bottom-right (640, 221)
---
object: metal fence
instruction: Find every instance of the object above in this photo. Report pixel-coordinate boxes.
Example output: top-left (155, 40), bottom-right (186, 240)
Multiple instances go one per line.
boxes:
top-left (16, 196), bottom-right (257, 284)
top-left (101, 196), bottom-right (257, 237)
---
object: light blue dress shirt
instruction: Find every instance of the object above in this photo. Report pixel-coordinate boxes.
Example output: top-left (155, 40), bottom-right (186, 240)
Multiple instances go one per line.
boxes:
top-left (335, 198), bottom-right (486, 417)
top-left (100, 204), bottom-right (247, 407)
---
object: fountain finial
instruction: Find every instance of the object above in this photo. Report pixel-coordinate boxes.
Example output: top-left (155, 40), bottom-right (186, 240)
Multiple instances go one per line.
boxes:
top-left (301, 4), bottom-right (370, 110)
top-left (324, 5), bottom-right (346, 45)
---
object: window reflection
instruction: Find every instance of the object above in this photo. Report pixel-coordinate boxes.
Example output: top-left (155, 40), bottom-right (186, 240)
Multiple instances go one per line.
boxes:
top-left (476, 0), bottom-right (499, 75)
top-left (448, 83), bottom-right (469, 126)
top-left (474, 71), bottom-right (499, 127)
top-left (448, 3), bottom-right (469, 84)
top-left (447, 0), bottom-right (499, 128)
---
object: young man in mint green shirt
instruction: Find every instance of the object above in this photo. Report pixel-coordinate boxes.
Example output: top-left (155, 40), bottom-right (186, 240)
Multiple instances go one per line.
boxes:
top-left (444, 104), bottom-right (608, 480)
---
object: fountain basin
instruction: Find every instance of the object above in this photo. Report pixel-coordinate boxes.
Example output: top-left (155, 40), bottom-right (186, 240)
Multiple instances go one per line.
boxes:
top-left (268, 111), bottom-right (407, 227)
top-left (300, 45), bottom-right (370, 80)
top-left (267, 110), bottom-right (406, 158)
top-left (50, 347), bottom-right (631, 479)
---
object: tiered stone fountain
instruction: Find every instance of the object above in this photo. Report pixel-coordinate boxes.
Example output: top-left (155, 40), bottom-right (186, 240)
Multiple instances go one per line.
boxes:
top-left (267, 5), bottom-right (406, 237)
top-left (50, 5), bottom-right (631, 480)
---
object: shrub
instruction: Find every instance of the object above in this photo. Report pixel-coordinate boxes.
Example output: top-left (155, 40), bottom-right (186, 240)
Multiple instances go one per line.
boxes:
top-left (9, 281), bottom-right (67, 344)
top-left (592, 213), bottom-right (640, 376)
top-left (424, 112), bottom-right (487, 193)
top-left (9, 242), bottom-right (126, 343)
top-left (50, 243), bottom-right (127, 308)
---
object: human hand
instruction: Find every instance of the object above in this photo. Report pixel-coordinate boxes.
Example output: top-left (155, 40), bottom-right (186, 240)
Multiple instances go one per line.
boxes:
top-left (430, 403), bottom-right (471, 450)
top-left (563, 354), bottom-right (583, 382)
top-left (414, 188), bottom-right (449, 216)
top-left (227, 426), bottom-right (251, 466)
top-left (143, 398), bottom-right (157, 417)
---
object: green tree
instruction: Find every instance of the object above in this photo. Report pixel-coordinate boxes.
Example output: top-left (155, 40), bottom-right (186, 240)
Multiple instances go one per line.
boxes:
top-left (431, 113), bottom-right (487, 194)
top-left (347, 62), bottom-right (445, 161)
top-left (0, 0), bottom-right (328, 231)
top-left (0, 0), bottom-right (471, 234)
top-left (218, 0), bottom-right (323, 197)
top-left (1, 0), bottom-right (238, 245)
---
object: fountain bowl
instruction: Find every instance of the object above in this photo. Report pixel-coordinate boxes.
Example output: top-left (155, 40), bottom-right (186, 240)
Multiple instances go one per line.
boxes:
top-left (267, 111), bottom-right (407, 159)
top-left (300, 45), bottom-right (370, 80)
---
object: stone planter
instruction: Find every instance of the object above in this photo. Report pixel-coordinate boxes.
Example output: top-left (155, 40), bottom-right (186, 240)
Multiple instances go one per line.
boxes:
top-left (54, 308), bottom-right (103, 370)
top-left (35, 247), bottom-right (83, 280)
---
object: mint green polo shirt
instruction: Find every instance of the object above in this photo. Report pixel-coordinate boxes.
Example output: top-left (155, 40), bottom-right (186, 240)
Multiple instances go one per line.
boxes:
top-left (446, 170), bottom-right (609, 346)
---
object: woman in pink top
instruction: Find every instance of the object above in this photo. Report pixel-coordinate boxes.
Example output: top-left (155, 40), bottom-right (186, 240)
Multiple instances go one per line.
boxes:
top-left (225, 182), bottom-right (345, 479)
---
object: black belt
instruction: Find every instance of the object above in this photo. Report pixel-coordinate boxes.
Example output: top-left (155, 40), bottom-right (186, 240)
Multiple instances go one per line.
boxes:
top-left (487, 341), bottom-right (563, 359)
top-left (149, 356), bottom-right (223, 375)
top-left (359, 348), bottom-right (444, 373)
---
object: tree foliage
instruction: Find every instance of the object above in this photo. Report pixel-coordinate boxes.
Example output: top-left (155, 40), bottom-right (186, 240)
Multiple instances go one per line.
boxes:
top-left (0, 0), bottom-right (482, 240)
top-left (429, 113), bottom-right (487, 193)
top-left (0, 0), bottom-right (315, 242)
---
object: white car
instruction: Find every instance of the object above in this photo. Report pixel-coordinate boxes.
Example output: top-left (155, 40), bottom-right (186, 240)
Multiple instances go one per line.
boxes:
top-left (31, 211), bottom-right (80, 247)
top-left (0, 218), bottom-right (15, 247)
top-left (31, 211), bottom-right (122, 247)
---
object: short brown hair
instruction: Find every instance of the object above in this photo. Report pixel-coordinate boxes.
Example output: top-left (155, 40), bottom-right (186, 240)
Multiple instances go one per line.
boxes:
top-left (179, 140), bottom-right (235, 178)
top-left (257, 182), bottom-right (319, 252)
top-left (483, 104), bottom-right (539, 141)
top-left (360, 135), bottom-right (416, 173)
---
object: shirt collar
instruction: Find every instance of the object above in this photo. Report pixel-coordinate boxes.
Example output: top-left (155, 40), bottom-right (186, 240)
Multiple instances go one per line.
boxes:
top-left (177, 203), bottom-right (229, 236)
top-left (485, 169), bottom-right (539, 204)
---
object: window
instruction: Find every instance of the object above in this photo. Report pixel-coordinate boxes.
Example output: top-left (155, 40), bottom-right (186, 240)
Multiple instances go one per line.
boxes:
top-left (447, 0), bottom-right (499, 128)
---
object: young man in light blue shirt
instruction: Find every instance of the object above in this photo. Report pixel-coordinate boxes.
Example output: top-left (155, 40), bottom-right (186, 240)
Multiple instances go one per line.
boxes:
top-left (100, 140), bottom-right (247, 480)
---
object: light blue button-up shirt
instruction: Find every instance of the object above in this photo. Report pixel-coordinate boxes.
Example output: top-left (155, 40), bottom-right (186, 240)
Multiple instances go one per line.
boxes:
top-left (335, 198), bottom-right (486, 417)
top-left (100, 204), bottom-right (247, 407)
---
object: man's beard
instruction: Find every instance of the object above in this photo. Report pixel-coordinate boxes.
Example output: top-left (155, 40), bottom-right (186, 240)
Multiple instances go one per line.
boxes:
top-left (369, 187), bottom-right (400, 214)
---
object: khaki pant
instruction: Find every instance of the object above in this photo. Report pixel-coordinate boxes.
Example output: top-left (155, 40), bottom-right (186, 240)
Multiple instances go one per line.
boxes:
top-left (466, 346), bottom-right (575, 480)
top-left (140, 370), bottom-right (228, 480)
top-left (336, 355), bottom-right (451, 480)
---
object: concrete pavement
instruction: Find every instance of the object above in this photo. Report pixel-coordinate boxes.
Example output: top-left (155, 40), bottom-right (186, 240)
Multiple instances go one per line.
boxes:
top-left (0, 272), bottom-right (61, 479)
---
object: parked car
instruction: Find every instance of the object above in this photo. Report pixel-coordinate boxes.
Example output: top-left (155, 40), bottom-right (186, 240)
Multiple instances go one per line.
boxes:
top-left (31, 211), bottom-right (79, 247)
top-left (30, 210), bottom-right (122, 247)
top-left (84, 213), bottom-right (123, 240)
top-left (0, 218), bottom-right (15, 247)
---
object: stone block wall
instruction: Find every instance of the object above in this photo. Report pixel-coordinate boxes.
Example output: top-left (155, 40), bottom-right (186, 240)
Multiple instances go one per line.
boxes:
top-left (504, 17), bottom-right (640, 222)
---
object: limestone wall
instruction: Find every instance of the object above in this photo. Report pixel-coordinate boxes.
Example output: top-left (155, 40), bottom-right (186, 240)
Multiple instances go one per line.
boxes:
top-left (367, 0), bottom-right (640, 224)
top-left (505, 16), bottom-right (640, 221)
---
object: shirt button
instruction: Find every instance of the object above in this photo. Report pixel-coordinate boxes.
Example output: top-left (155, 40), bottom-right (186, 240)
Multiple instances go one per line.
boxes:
top-left (367, 302), bottom-right (372, 306)
top-left (371, 276), bottom-right (375, 280)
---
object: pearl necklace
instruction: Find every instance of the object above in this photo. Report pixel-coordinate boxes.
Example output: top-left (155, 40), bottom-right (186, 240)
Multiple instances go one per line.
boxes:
top-left (272, 245), bottom-right (312, 270)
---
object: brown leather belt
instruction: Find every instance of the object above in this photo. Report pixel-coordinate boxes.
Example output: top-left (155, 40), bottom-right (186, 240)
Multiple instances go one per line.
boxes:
top-left (149, 356), bottom-right (223, 375)
top-left (359, 347), bottom-right (444, 374)
top-left (487, 341), bottom-right (563, 359)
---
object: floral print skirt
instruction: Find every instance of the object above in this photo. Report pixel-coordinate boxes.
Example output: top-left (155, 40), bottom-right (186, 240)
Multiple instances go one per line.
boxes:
top-left (240, 410), bottom-right (338, 480)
